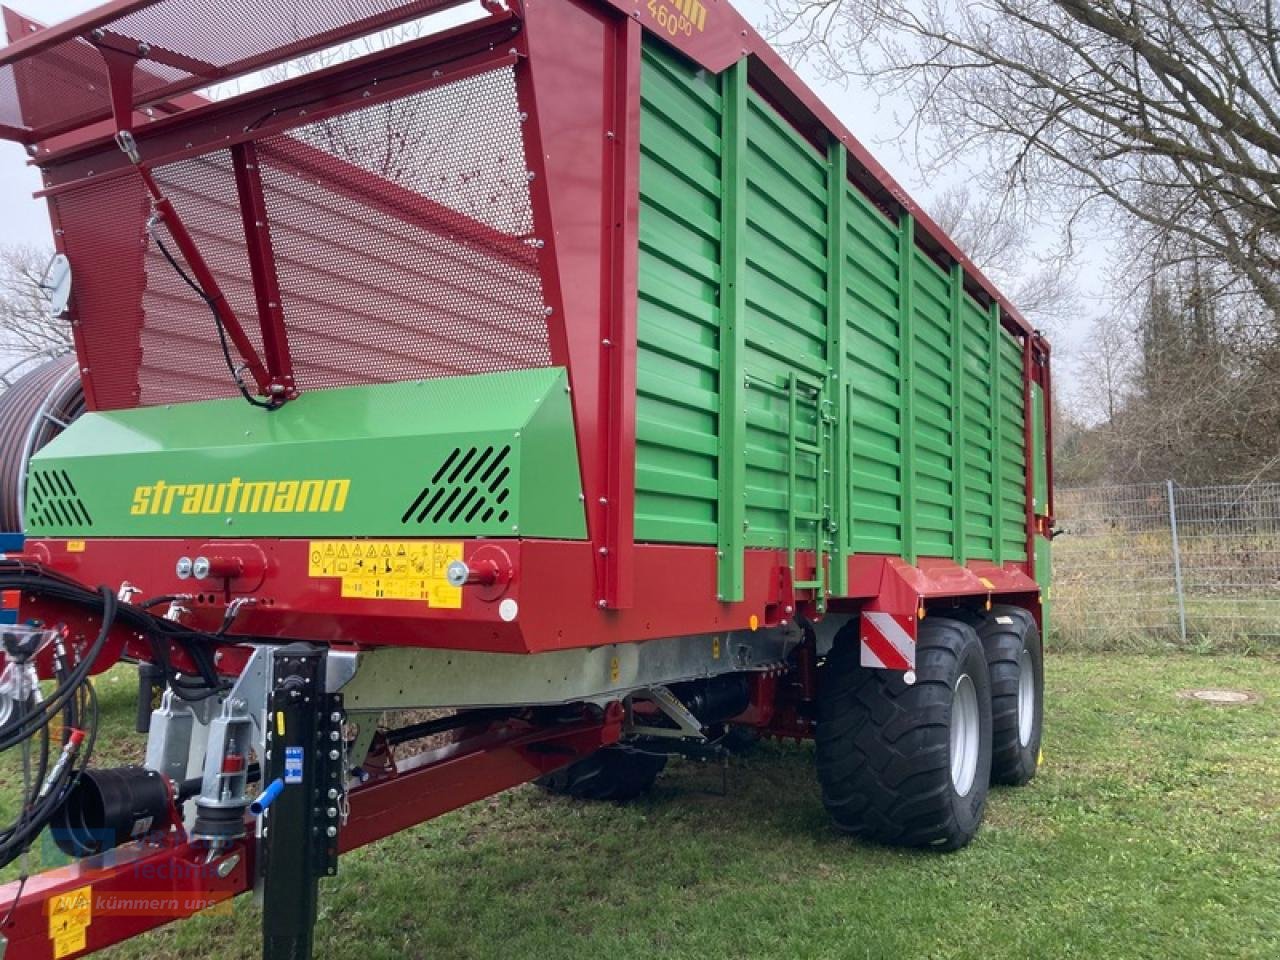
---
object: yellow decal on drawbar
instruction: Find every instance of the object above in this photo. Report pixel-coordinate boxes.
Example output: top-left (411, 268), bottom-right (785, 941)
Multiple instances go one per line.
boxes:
top-left (308, 541), bottom-right (463, 609)
top-left (48, 884), bottom-right (93, 958)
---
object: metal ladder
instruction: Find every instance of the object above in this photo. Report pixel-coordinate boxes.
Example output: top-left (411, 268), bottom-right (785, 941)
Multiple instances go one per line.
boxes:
top-left (786, 371), bottom-right (834, 608)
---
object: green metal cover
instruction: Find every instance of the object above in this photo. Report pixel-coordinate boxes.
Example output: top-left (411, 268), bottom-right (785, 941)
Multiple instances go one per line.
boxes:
top-left (25, 368), bottom-right (586, 539)
top-left (635, 39), bottom-right (1032, 579)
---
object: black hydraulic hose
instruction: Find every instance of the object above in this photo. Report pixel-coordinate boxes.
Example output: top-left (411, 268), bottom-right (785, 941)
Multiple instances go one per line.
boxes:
top-left (0, 587), bottom-right (115, 752)
top-left (0, 562), bottom-right (231, 703)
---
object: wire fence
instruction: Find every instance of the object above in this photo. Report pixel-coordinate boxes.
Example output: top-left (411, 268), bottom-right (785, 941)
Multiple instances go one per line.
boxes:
top-left (1053, 481), bottom-right (1280, 650)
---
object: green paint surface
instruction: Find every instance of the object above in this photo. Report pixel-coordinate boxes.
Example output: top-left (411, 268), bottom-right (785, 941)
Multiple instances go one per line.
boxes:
top-left (27, 368), bottom-right (586, 539)
top-left (636, 39), bottom-right (1036, 585)
top-left (1032, 381), bottom-right (1049, 516)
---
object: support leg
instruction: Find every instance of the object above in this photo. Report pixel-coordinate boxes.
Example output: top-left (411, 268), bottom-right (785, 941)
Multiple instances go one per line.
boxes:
top-left (260, 644), bottom-right (343, 960)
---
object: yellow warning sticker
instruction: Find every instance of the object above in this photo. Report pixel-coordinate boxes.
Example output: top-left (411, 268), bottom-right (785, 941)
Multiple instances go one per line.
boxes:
top-left (48, 884), bottom-right (92, 958)
top-left (307, 541), bottom-right (463, 609)
top-left (65, 540), bottom-right (86, 553)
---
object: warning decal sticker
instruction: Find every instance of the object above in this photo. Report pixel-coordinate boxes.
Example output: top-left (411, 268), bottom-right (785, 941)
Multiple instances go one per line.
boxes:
top-left (308, 540), bottom-right (464, 609)
top-left (48, 884), bottom-right (92, 958)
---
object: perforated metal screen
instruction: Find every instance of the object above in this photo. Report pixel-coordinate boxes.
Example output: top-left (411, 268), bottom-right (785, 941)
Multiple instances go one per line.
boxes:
top-left (256, 67), bottom-right (547, 390)
top-left (49, 63), bottom-right (549, 409)
top-left (1, 0), bottom-right (464, 139)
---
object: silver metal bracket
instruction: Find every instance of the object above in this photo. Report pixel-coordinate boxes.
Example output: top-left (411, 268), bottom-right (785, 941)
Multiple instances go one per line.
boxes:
top-left (115, 129), bottom-right (140, 163)
top-left (627, 685), bottom-right (706, 741)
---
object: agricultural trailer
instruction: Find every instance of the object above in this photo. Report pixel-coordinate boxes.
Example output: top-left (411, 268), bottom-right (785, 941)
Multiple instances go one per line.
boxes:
top-left (0, 0), bottom-right (1054, 956)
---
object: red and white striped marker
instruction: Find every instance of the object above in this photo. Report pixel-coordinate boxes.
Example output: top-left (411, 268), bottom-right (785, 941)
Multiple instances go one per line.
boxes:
top-left (859, 611), bottom-right (916, 671)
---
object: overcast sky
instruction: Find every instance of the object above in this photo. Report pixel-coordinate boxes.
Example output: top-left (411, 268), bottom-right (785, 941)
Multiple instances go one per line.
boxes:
top-left (2, 0), bottom-right (1091, 376)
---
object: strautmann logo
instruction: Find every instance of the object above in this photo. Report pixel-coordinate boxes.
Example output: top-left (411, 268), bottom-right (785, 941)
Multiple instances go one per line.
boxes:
top-left (130, 477), bottom-right (350, 516)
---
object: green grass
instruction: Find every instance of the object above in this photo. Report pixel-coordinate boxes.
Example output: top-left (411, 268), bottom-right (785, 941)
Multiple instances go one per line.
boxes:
top-left (5, 655), bottom-right (1280, 959)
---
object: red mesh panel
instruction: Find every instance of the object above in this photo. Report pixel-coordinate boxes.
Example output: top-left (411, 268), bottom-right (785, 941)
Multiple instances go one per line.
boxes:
top-left (49, 63), bottom-right (546, 409)
top-left (3, 35), bottom-right (180, 136)
top-left (256, 66), bottom-right (547, 388)
top-left (47, 176), bottom-right (151, 410)
top-left (142, 152), bottom-right (269, 405)
top-left (1, 0), bottom-right (463, 140)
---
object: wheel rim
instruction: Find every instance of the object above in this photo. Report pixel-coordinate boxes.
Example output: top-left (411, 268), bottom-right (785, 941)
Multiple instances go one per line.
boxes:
top-left (950, 673), bottom-right (980, 797)
top-left (1017, 647), bottom-right (1035, 747)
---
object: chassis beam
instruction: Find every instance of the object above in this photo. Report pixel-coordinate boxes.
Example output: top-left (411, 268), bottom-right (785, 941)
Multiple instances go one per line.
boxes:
top-left (0, 707), bottom-right (621, 959)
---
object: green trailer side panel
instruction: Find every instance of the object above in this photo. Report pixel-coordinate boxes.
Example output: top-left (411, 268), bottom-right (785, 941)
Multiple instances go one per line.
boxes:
top-left (634, 39), bottom-right (1035, 581)
top-left (716, 57), bottom-right (749, 599)
top-left (740, 88), bottom-right (828, 552)
top-left (948, 264), bottom-right (966, 564)
top-left (1036, 534), bottom-right (1052, 641)
top-left (998, 332), bottom-right (1028, 561)
top-left (635, 42), bottom-right (724, 546)
top-left (825, 141), bottom-right (850, 595)
top-left (910, 248), bottom-right (955, 560)
top-left (844, 186), bottom-right (905, 556)
top-left (1032, 381), bottom-right (1048, 516)
top-left (959, 296), bottom-right (996, 559)
top-left (26, 369), bottom-right (586, 539)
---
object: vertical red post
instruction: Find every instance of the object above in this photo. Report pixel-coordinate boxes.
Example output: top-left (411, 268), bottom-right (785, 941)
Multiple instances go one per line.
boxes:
top-left (231, 140), bottom-right (295, 397)
top-left (1021, 330), bottom-right (1036, 576)
top-left (601, 17), bottom-right (641, 608)
top-left (1039, 336), bottom-right (1055, 525)
top-left (517, 0), bottom-right (639, 609)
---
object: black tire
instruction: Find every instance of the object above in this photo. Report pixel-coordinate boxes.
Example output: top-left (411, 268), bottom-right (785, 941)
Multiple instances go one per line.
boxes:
top-left (536, 746), bottom-right (667, 802)
top-left (816, 617), bottom-right (993, 850)
top-left (975, 604), bottom-right (1043, 786)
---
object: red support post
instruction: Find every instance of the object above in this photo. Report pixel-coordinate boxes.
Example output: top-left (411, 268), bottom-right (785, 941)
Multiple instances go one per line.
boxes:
top-left (231, 141), bottom-right (295, 398)
top-left (518, 0), bottom-right (641, 609)
top-left (1022, 331), bottom-right (1036, 576)
top-left (601, 17), bottom-right (641, 608)
top-left (1040, 336), bottom-right (1055, 525)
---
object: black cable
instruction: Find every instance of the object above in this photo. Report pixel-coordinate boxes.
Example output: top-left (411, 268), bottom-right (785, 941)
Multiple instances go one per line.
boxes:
top-left (0, 565), bottom-right (231, 871)
top-left (149, 228), bottom-right (282, 411)
top-left (0, 590), bottom-right (114, 752)
top-left (0, 632), bottom-right (98, 871)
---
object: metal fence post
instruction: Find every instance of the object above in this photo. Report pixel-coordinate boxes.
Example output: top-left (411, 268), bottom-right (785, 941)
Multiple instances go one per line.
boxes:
top-left (1167, 479), bottom-right (1188, 643)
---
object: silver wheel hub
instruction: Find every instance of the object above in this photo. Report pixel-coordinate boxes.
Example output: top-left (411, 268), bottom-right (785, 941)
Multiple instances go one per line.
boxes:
top-left (950, 672), bottom-right (980, 797)
top-left (1017, 648), bottom-right (1035, 747)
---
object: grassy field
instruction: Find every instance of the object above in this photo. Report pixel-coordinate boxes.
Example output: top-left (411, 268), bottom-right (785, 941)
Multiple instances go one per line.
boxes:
top-left (3, 654), bottom-right (1279, 959)
top-left (1050, 525), bottom-right (1280, 654)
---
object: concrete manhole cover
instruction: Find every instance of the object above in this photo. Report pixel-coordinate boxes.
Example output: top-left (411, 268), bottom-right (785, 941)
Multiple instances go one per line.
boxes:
top-left (1178, 688), bottom-right (1260, 705)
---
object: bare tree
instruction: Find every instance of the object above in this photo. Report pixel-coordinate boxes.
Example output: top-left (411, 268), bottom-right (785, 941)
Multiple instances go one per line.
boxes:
top-left (928, 184), bottom-right (1074, 334)
top-left (1073, 311), bottom-right (1135, 426)
top-left (768, 0), bottom-right (1280, 322)
top-left (0, 245), bottom-right (72, 386)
